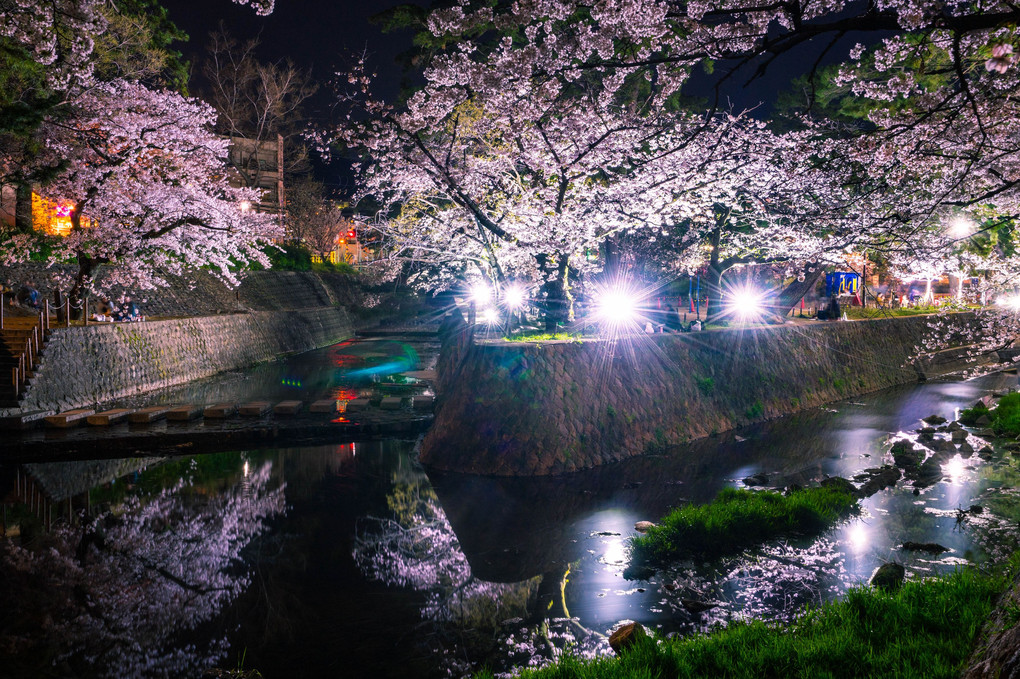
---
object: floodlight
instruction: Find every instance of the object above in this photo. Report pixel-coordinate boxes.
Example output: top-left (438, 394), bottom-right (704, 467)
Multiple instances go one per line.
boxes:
top-left (729, 287), bottom-right (764, 321)
top-left (504, 285), bottom-right (527, 310)
top-left (595, 287), bottom-right (638, 327)
top-left (471, 283), bottom-right (492, 305)
top-left (481, 307), bottom-right (499, 324)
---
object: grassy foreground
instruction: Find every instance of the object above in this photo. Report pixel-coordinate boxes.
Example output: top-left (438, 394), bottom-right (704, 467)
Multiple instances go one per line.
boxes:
top-left (481, 566), bottom-right (1007, 679)
top-left (631, 487), bottom-right (859, 565)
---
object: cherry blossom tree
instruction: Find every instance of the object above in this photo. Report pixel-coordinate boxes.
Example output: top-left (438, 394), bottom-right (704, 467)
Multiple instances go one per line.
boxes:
top-left (3, 78), bottom-right (280, 305)
top-left (336, 0), bottom-right (1020, 326)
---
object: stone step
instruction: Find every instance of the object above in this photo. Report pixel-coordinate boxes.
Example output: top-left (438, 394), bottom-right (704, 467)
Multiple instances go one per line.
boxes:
top-left (238, 401), bottom-right (272, 417)
top-left (204, 403), bottom-right (238, 419)
top-left (128, 406), bottom-right (172, 423)
top-left (380, 397), bottom-right (404, 410)
top-left (345, 398), bottom-right (371, 412)
top-left (273, 400), bottom-right (303, 416)
top-left (0, 409), bottom-right (54, 430)
top-left (412, 395), bottom-right (435, 412)
top-left (309, 399), bottom-right (337, 413)
top-left (166, 405), bottom-right (203, 422)
top-left (87, 408), bottom-right (136, 426)
top-left (44, 408), bottom-right (95, 428)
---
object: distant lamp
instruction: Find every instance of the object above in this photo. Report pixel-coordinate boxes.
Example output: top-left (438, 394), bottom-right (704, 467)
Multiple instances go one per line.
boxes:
top-left (729, 286), bottom-right (764, 321)
top-left (950, 216), bottom-right (974, 238)
top-left (504, 285), bottom-right (527, 310)
top-left (239, 200), bottom-right (251, 213)
top-left (471, 283), bottom-right (492, 305)
top-left (480, 307), bottom-right (499, 324)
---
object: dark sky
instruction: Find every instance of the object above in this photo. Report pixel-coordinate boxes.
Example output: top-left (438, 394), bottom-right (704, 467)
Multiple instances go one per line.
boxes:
top-left (161, 0), bottom-right (421, 191)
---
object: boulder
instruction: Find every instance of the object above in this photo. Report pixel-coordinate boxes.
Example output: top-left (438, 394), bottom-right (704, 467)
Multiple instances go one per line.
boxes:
top-left (901, 541), bottom-right (949, 554)
top-left (634, 521), bottom-right (657, 533)
top-left (609, 622), bottom-right (647, 655)
top-left (820, 476), bottom-right (857, 495)
top-left (743, 473), bottom-right (769, 486)
top-left (959, 441), bottom-right (975, 457)
top-left (976, 414), bottom-right (992, 426)
top-left (923, 415), bottom-right (948, 425)
top-left (951, 429), bottom-right (969, 443)
top-left (870, 562), bottom-right (906, 591)
top-left (681, 598), bottom-right (717, 614)
top-left (857, 466), bottom-right (901, 497)
top-left (917, 427), bottom-right (936, 440)
top-left (892, 445), bottom-right (924, 469)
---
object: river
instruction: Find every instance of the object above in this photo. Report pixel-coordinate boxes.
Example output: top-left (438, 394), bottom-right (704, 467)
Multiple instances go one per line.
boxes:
top-left (2, 337), bottom-right (1019, 678)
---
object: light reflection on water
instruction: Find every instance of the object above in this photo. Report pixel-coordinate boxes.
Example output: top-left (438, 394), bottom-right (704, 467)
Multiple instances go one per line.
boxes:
top-left (4, 368), bottom-right (1020, 677)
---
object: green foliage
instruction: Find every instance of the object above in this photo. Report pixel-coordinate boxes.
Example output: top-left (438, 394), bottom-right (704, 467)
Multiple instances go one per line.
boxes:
top-left (958, 401), bottom-right (989, 426)
top-left (695, 376), bottom-right (714, 396)
top-left (503, 332), bottom-right (585, 343)
top-left (744, 400), bottom-right (764, 419)
top-left (992, 393), bottom-right (1020, 437)
top-left (491, 565), bottom-right (1007, 679)
top-left (631, 487), bottom-right (858, 565)
top-left (265, 242), bottom-right (313, 271)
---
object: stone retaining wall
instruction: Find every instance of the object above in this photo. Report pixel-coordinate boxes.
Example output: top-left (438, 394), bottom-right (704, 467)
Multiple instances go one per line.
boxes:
top-left (17, 307), bottom-right (353, 412)
top-left (420, 314), bottom-right (986, 476)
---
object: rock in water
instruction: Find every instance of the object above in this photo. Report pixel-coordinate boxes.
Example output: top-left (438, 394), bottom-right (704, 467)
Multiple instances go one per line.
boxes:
top-left (681, 598), bottom-right (717, 614)
top-left (743, 473), bottom-right (769, 486)
top-left (901, 541), bottom-right (949, 554)
top-left (923, 415), bottom-right (948, 425)
top-left (609, 622), bottom-right (647, 655)
top-left (820, 476), bottom-right (857, 495)
top-left (634, 521), bottom-right (656, 533)
top-left (870, 563), bottom-right (906, 591)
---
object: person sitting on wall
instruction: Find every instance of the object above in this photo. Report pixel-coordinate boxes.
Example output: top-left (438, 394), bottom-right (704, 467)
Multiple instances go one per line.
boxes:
top-left (93, 298), bottom-right (113, 321)
top-left (112, 297), bottom-right (140, 322)
top-left (16, 282), bottom-right (40, 308)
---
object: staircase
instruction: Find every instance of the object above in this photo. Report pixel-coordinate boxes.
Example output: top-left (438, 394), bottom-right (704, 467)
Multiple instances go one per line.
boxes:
top-left (1, 309), bottom-right (51, 408)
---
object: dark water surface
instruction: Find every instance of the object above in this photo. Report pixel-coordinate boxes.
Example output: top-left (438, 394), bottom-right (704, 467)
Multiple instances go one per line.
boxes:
top-left (3, 340), bottom-right (1020, 678)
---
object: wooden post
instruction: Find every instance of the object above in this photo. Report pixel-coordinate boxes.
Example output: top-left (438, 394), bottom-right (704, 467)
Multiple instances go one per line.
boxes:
top-left (0, 291), bottom-right (4, 330)
top-left (83, 297), bottom-right (88, 326)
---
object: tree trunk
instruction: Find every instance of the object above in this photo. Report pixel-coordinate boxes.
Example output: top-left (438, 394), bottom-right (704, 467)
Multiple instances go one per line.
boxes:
top-left (704, 264), bottom-right (724, 324)
top-left (69, 254), bottom-right (95, 320)
top-left (15, 183), bottom-right (33, 233)
top-left (773, 262), bottom-right (824, 317)
top-left (539, 254), bottom-right (572, 331)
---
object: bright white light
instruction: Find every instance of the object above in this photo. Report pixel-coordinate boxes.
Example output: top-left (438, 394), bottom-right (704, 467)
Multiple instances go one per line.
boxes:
top-left (847, 522), bottom-right (868, 552)
top-left (950, 216), bottom-right (974, 238)
top-left (1001, 294), bottom-right (1020, 311)
top-left (480, 307), bottom-right (499, 324)
top-left (471, 283), bottom-right (492, 305)
top-left (944, 455), bottom-right (967, 485)
top-left (595, 288), bottom-right (638, 327)
top-left (239, 200), bottom-right (251, 213)
top-left (504, 285), bottom-right (526, 309)
top-left (729, 287), bottom-right (764, 321)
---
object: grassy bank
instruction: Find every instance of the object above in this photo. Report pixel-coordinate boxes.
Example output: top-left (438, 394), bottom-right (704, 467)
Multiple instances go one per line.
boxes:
top-left (631, 487), bottom-right (859, 565)
top-left (482, 565), bottom-right (1007, 679)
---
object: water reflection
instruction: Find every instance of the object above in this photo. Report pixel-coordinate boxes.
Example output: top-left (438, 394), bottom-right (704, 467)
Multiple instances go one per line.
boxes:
top-left (4, 370), bottom-right (1020, 677)
top-left (0, 455), bottom-right (284, 678)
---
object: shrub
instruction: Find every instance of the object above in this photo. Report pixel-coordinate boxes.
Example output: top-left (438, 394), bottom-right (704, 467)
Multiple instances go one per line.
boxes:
top-left (992, 392), bottom-right (1020, 437)
top-left (631, 487), bottom-right (858, 566)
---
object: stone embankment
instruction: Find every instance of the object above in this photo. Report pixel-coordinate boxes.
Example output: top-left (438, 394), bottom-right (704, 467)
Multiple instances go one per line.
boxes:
top-left (421, 313), bottom-right (989, 476)
top-left (7, 272), bottom-right (359, 414)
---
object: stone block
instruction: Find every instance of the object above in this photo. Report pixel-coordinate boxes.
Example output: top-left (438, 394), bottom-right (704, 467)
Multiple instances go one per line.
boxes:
top-left (44, 408), bottom-right (95, 428)
top-left (380, 397), bottom-right (404, 410)
top-left (411, 395), bottom-right (434, 412)
top-left (166, 405), bottom-right (203, 421)
top-left (345, 398), bottom-right (371, 412)
top-left (273, 400), bottom-right (303, 415)
top-left (238, 401), bottom-right (271, 417)
top-left (0, 410), bottom-right (55, 430)
top-left (204, 403), bottom-right (238, 419)
top-left (309, 399), bottom-right (337, 413)
top-left (87, 408), bottom-right (136, 426)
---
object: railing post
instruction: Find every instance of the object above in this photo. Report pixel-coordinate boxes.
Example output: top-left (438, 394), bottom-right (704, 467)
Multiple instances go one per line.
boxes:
top-left (0, 291), bottom-right (4, 330)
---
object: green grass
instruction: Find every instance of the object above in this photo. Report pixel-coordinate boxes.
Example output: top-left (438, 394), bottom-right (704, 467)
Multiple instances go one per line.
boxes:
top-left (504, 331), bottom-right (585, 343)
top-left (631, 487), bottom-right (859, 565)
top-left (992, 392), bottom-right (1020, 437)
top-left (959, 400), bottom-right (990, 426)
top-left (481, 565), bottom-right (1008, 679)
